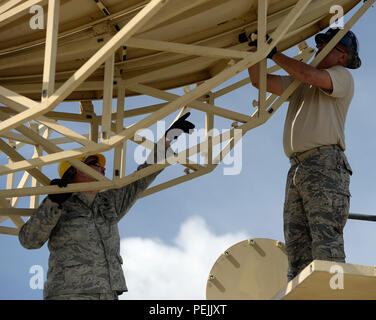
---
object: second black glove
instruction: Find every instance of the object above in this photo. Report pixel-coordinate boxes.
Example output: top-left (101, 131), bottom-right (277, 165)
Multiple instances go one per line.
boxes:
top-left (165, 112), bottom-right (195, 140)
top-left (48, 178), bottom-right (72, 207)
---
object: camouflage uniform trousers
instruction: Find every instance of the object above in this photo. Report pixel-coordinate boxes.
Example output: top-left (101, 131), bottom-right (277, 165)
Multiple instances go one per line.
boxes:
top-left (283, 145), bottom-right (352, 281)
top-left (45, 292), bottom-right (118, 300)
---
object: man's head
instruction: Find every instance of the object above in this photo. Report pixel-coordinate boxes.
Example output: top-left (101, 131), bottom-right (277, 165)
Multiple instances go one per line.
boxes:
top-left (72, 155), bottom-right (106, 183)
top-left (315, 28), bottom-right (361, 70)
top-left (59, 154), bottom-right (106, 193)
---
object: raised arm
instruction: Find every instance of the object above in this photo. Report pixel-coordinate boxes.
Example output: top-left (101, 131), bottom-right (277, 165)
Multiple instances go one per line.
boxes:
top-left (248, 62), bottom-right (285, 96)
top-left (18, 197), bottom-right (62, 249)
top-left (107, 112), bottom-right (196, 221)
top-left (272, 52), bottom-right (333, 91)
top-left (110, 137), bottom-right (171, 221)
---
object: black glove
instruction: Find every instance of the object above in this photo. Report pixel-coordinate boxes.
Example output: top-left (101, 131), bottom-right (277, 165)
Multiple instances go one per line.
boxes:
top-left (165, 112), bottom-right (195, 140)
top-left (267, 45), bottom-right (278, 60)
top-left (48, 178), bottom-right (72, 207)
top-left (247, 32), bottom-right (278, 60)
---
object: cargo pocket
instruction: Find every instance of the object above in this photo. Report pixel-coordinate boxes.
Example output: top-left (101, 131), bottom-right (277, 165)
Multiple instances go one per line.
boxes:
top-left (342, 157), bottom-right (353, 176)
top-left (329, 246), bottom-right (346, 262)
top-left (308, 188), bottom-right (349, 262)
top-left (334, 157), bottom-right (352, 198)
top-left (339, 167), bottom-right (351, 198)
top-left (62, 260), bottom-right (94, 288)
top-left (325, 191), bottom-right (349, 262)
top-left (332, 192), bottom-right (350, 234)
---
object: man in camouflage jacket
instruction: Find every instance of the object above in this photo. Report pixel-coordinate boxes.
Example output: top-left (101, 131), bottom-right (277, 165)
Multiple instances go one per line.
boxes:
top-left (19, 113), bottom-right (194, 300)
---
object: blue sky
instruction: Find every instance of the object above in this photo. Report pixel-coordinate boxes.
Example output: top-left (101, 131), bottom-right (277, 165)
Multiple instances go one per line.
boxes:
top-left (1, 4), bottom-right (375, 300)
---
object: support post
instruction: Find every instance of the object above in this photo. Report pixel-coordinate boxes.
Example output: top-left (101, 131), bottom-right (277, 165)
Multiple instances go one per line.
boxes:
top-left (102, 54), bottom-right (115, 142)
top-left (42, 0), bottom-right (60, 101)
top-left (205, 92), bottom-right (214, 167)
top-left (114, 82), bottom-right (126, 180)
top-left (29, 123), bottom-right (42, 208)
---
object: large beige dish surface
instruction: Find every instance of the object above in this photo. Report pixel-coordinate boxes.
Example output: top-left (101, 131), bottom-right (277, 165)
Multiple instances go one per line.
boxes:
top-left (206, 238), bottom-right (288, 300)
top-left (274, 260), bottom-right (376, 300)
top-left (0, 0), bottom-right (373, 235)
top-left (0, 0), bottom-right (361, 101)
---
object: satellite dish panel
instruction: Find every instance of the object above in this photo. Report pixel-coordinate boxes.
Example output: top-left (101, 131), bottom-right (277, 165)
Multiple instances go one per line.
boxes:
top-left (0, 0), bottom-right (361, 100)
top-left (206, 238), bottom-right (288, 300)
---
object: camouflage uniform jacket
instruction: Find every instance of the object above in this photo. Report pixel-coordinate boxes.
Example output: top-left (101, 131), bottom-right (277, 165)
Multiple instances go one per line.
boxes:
top-left (19, 146), bottom-right (166, 298)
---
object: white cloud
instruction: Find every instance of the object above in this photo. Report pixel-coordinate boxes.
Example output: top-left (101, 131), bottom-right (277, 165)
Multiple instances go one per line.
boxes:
top-left (120, 215), bottom-right (249, 300)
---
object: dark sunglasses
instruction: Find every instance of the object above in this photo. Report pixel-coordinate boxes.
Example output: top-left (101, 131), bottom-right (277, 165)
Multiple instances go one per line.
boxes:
top-left (85, 161), bottom-right (102, 168)
top-left (316, 41), bottom-right (346, 54)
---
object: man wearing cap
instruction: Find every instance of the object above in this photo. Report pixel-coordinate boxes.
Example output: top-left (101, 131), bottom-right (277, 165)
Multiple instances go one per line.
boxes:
top-left (18, 113), bottom-right (195, 300)
top-left (248, 28), bottom-right (360, 281)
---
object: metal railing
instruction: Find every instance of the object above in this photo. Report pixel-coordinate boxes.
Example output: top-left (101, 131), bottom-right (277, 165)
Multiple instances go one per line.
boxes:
top-left (349, 213), bottom-right (376, 222)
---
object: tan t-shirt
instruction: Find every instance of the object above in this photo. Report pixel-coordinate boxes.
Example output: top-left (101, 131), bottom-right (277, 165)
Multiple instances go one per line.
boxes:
top-left (281, 65), bottom-right (354, 158)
